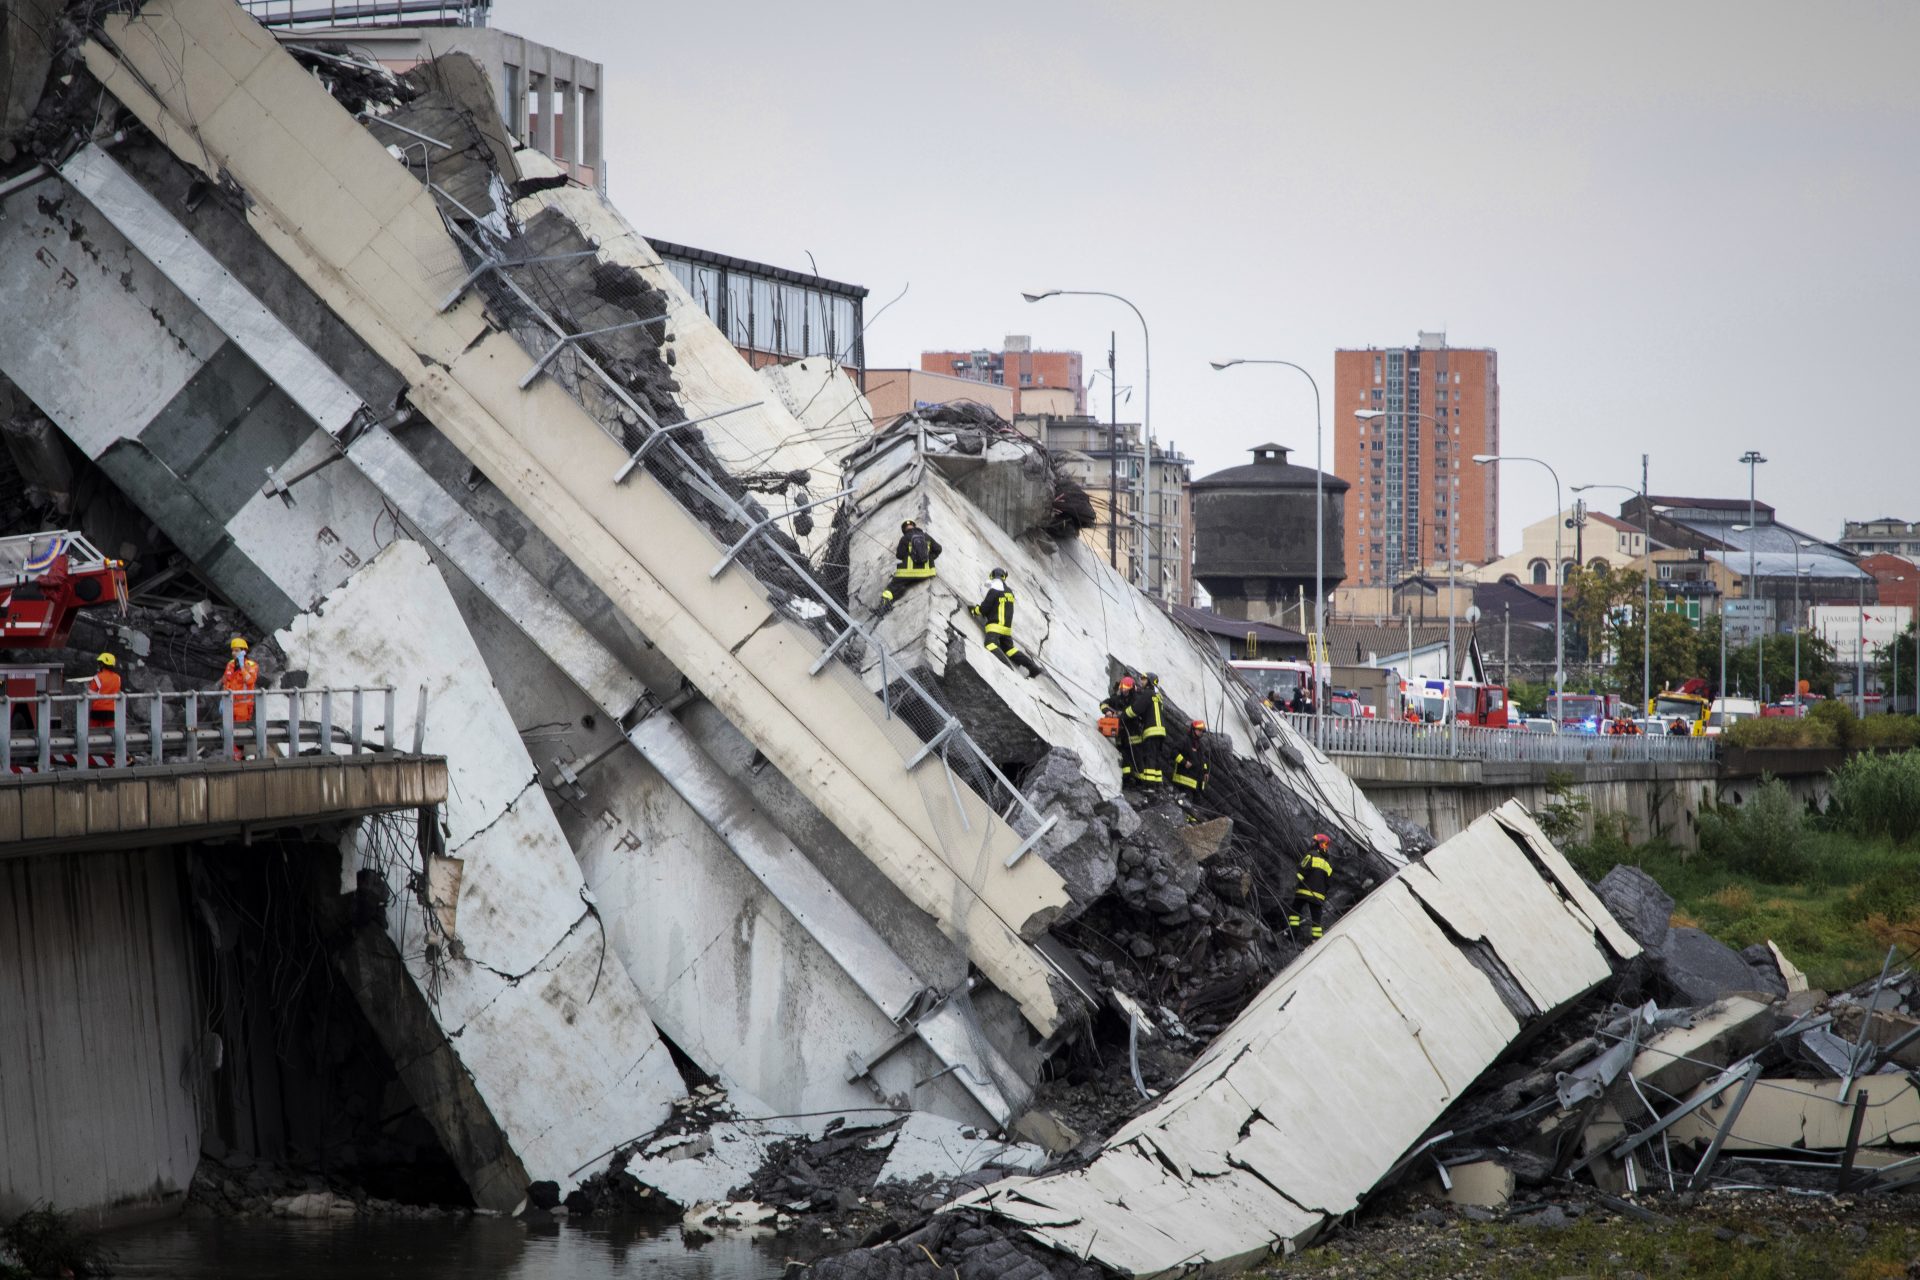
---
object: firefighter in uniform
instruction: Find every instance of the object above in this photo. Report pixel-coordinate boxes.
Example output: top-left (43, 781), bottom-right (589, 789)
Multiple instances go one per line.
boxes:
top-left (1171, 719), bottom-right (1211, 816)
top-left (971, 568), bottom-right (1042, 677)
top-left (221, 636), bottom-right (260, 725)
top-left (1101, 675), bottom-right (1139, 785)
top-left (879, 519), bottom-right (940, 613)
top-left (1125, 672), bottom-right (1169, 789)
top-left (1290, 832), bottom-right (1334, 943)
top-left (86, 652), bottom-right (122, 728)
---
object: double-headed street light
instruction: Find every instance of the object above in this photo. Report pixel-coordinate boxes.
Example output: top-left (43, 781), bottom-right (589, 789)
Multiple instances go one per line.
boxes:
top-left (1214, 359), bottom-right (1325, 745)
top-left (1024, 290), bottom-right (1155, 594)
top-left (1475, 453), bottom-right (1564, 711)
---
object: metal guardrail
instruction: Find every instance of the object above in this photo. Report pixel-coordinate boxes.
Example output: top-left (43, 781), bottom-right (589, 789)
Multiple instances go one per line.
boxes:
top-left (1281, 713), bottom-right (1719, 765)
top-left (2, 686), bottom-right (423, 775)
top-left (430, 210), bottom-right (1055, 859)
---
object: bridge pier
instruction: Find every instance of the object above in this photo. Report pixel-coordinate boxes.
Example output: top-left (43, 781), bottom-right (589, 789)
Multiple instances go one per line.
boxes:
top-left (1341, 756), bottom-right (1720, 850)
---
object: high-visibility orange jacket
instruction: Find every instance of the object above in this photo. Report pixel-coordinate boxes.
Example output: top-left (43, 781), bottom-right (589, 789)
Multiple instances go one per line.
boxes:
top-left (88, 668), bottom-right (121, 717)
top-left (222, 658), bottom-right (259, 723)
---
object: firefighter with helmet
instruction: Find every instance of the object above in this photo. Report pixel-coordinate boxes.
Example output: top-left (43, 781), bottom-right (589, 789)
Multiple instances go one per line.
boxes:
top-left (1124, 672), bottom-right (1170, 788)
top-left (1171, 718), bottom-right (1211, 818)
top-left (879, 518), bottom-right (941, 613)
top-left (1291, 832), bottom-right (1334, 943)
top-left (971, 567), bottom-right (1042, 677)
top-left (1100, 674), bottom-right (1139, 785)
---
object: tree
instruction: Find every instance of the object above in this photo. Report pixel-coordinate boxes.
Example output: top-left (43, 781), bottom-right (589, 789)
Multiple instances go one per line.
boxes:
top-left (1873, 620), bottom-right (1918, 708)
top-left (1564, 564), bottom-right (1646, 664)
top-left (1722, 631), bottom-right (1837, 702)
top-left (1609, 609), bottom-right (1701, 704)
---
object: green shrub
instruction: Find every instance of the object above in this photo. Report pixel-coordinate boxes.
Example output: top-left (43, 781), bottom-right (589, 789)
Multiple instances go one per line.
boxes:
top-left (1536, 770), bottom-right (1591, 846)
top-left (1698, 776), bottom-right (1809, 880)
top-left (0, 1206), bottom-right (109, 1278)
top-left (1850, 715), bottom-right (1920, 750)
top-left (1808, 697), bottom-right (1857, 740)
top-left (1723, 716), bottom-right (1838, 748)
top-left (1831, 749), bottom-right (1920, 845)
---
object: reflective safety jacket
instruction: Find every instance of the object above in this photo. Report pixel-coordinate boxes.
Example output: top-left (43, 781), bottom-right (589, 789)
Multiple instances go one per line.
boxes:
top-left (892, 529), bottom-right (941, 579)
top-left (974, 583), bottom-right (1017, 637)
top-left (222, 658), bottom-right (260, 723)
top-left (1295, 849), bottom-right (1333, 901)
top-left (1172, 735), bottom-right (1210, 792)
top-left (87, 668), bottom-right (122, 716)
top-left (1124, 685), bottom-right (1167, 743)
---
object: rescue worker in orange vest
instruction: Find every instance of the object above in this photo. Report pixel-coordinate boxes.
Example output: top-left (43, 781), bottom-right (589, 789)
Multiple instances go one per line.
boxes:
top-left (1171, 719), bottom-right (1211, 817)
top-left (970, 568), bottom-right (1042, 677)
top-left (1101, 675), bottom-right (1139, 785)
top-left (87, 652), bottom-right (122, 728)
top-left (878, 519), bottom-right (940, 614)
top-left (221, 637), bottom-right (260, 725)
top-left (1124, 672), bottom-right (1170, 789)
top-left (1290, 832), bottom-right (1334, 943)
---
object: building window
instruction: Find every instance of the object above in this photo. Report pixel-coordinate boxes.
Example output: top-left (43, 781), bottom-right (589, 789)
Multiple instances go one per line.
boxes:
top-left (1530, 559), bottom-right (1548, 586)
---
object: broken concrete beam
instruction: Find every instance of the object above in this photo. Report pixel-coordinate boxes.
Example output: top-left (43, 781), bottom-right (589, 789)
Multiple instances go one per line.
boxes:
top-left (958, 802), bottom-right (1637, 1275)
top-left (1627, 996), bottom-right (1774, 1101)
top-left (277, 541), bottom-right (685, 1207)
top-left (1666, 1076), bottom-right (1920, 1152)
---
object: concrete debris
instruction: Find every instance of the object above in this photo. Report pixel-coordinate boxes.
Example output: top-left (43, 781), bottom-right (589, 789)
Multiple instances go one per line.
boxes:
top-left (1657, 926), bottom-right (1768, 1006)
top-left (1594, 864), bottom-right (1675, 953)
top-left (870, 1113), bottom-right (1047, 1187)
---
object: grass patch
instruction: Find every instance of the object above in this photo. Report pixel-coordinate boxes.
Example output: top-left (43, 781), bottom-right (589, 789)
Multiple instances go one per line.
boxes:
top-left (1565, 776), bottom-right (1920, 990)
top-left (1271, 1203), bottom-right (1920, 1280)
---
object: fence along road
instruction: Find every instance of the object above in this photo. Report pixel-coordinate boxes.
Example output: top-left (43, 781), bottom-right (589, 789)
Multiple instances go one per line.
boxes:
top-left (1280, 712), bottom-right (1717, 764)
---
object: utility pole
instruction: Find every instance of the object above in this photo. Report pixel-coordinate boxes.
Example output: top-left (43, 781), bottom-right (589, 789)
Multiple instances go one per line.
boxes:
top-left (1741, 450), bottom-right (1768, 700)
top-left (1504, 602), bottom-right (1511, 689)
top-left (1107, 331), bottom-right (1118, 572)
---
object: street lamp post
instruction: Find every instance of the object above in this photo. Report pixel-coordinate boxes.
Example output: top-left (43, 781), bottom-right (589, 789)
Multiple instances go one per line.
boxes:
top-left (1475, 453), bottom-right (1565, 712)
top-left (1217, 358), bottom-right (1325, 748)
top-left (1740, 450), bottom-right (1768, 700)
top-left (1574, 457), bottom-right (1654, 728)
top-left (1857, 572), bottom-right (1867, 716)
top-left (1025, 290), bottom-right (1153, 594)
top-left (1359, 406), bottom-right (1457, 753)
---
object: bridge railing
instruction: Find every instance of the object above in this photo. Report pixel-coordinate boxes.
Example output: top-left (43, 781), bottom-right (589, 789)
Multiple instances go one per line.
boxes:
top-left (2, 686), bottom-right (426, 775)
top-left (1281, 714), bottom-right (1717, 765)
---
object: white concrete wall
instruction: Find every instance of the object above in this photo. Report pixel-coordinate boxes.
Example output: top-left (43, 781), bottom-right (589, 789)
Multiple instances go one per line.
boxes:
top-left (0, 849), bottom-right (202, 1228)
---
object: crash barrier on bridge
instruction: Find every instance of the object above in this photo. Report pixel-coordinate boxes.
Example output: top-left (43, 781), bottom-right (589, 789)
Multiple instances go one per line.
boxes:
top-left (2, 686), bottom-right (422, 774)
top-left (1281, 712), bottom-right (1718, 764)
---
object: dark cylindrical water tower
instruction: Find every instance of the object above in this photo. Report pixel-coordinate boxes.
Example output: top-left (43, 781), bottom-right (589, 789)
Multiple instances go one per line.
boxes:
top-left (1190, 443), bottom-right (1347, 623)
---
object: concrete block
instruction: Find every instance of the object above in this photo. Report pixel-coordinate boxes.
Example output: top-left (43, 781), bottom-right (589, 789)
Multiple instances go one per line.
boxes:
top-left (18, 783), bottom-right (55, 841)
top-left (1595, 864), bottom-right (1674, 952)
top-left (51, 783), bottom-right (86, 838)
top-left (1628, 996), bottom-right (1773, 1099)
top-left (83, 778), bottom-right (120, 835)
top-left (1659, 927), bottom-right (1763, 1006)
top-left (1442, 1160), bottom-right (1514, 1209)
top-left (0, 786), bottom-right (21, 845)
top-left (1668, 1077), bottom-right (1920, 1151)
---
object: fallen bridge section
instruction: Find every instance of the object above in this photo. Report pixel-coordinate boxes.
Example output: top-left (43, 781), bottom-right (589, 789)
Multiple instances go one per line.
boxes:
top-left (953, 800), bottom-right (1640, 1276)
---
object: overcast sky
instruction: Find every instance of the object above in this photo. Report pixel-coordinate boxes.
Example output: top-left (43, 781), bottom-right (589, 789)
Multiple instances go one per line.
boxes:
top-left (499, 0), bottom-right (1919, 548)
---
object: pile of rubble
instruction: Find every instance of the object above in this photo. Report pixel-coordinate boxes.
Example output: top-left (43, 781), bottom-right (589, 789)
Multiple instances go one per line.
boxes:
top-left (185, 1152), bottom-right (468, 1221)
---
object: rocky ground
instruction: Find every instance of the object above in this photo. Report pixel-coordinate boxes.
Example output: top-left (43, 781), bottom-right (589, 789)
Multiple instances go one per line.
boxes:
top-left (185, 1152), bottom-right (469, 1221)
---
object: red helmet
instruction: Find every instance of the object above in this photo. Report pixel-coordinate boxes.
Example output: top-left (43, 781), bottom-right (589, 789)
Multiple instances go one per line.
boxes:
top-left (1312, 833), bottom-right (1331, 847)
top-left (1190, 719), bottom-right (1206, 732)
top-left (1118, 675), bottom-right (1136, 690)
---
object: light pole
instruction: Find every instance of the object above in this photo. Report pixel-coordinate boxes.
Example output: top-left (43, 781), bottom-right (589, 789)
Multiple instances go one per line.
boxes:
top-left (1025, 290), bottom-right (1154, 594)
top-left (1739, 450), bottom-right (1768, 700)
top-left (1475, 453), bottom-right (1564, 713)
top-left (1857, 571), bottom-right (1867, 716)
top-left (1216, 358), bottom-right (1326, 747)
top-left (1891, 576), bottom-right (1905, 713)
top-left (1359, 406), bottom-right (1457, 752)
top-left (1732, 526), bottom-right (1817, 715)
top-left (1574, 457), bottom-right (1654, 720)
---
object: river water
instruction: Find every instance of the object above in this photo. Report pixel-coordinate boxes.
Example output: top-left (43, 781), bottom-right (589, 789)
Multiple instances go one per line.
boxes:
top-left (107, 1216), bottom-right (798, 1279)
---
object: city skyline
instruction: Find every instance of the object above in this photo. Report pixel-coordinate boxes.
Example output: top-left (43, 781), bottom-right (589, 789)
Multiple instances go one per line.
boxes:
top-left (496, 0), bottom-right (1919, 545)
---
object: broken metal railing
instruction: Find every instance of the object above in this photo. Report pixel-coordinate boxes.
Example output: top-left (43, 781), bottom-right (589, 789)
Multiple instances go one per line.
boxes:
top-left (1284, 713), bottom-right (1718, 764)
top-left (1, 686), bottom-right (424, 774)
top-left (430, 212), bottom-right (1055, 862)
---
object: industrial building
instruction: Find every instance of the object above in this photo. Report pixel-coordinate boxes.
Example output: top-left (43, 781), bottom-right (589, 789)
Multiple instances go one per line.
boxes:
top-left (1188, 443), bottom-right (1347, 624)
top-left (922, 337), bottom-right (1084, 416)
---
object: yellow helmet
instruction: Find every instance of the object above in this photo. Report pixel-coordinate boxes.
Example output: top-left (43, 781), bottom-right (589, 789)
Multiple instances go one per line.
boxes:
top-left (97, 652), bottom-right (117, 667)
top-left (229, 636), bottom-right (249, 651)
